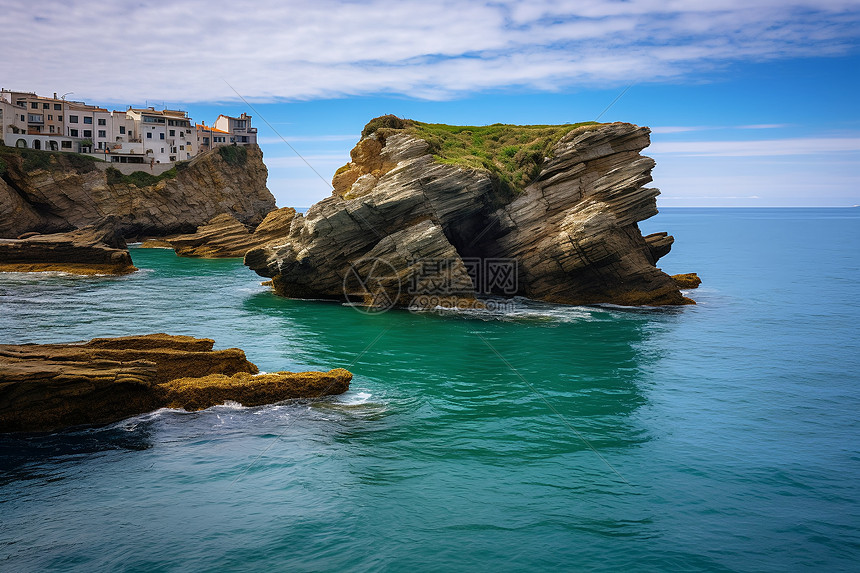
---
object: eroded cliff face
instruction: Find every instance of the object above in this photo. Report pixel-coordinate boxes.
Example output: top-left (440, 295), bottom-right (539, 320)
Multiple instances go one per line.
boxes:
top-left (0, 145), bottom-right (275, 239)
top-left (245, 121), bottom-right (691, 307)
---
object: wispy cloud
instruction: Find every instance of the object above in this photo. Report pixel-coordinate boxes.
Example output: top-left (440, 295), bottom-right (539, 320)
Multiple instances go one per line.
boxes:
top-left (649, 137), bottom-right (860, 156)
top-left (4, 0), bottom-right (859, 102)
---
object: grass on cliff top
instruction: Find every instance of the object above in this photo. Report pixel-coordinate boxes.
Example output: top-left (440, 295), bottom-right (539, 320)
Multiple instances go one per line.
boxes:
top-left (360, 115), bottom-right (600, 193)
top-left (218, 145), bottom-right (247, 166)
top-left (105, 161), bottom-right (190, 187)
top-left (0, 145), bottom-right (101, 174)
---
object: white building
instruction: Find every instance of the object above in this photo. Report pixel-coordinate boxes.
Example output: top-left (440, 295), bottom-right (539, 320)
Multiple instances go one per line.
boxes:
top-left (2, 89), bottom-right (257, 165)
top-left (213, 113), bottom-right (257, 145)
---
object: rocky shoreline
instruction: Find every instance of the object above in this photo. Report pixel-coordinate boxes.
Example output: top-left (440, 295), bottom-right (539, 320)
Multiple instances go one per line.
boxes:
top-left (140, 207), bottom-right (296, 258)
top-left (0, 218), bottom-right (136, 275)
top-left (0, 334), bottom-right (352, 433)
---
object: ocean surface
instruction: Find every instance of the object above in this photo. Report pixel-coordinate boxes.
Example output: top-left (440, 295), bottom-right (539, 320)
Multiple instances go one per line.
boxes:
top-left (1, 207), bottom-right (858, 572)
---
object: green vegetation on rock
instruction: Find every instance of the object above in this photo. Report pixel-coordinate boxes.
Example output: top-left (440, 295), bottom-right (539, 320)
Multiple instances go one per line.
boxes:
top-left (361, 116), bottom-right (599, 193)
top-left (218, 145), bottom-right (247, 166)
top-left (105, 162), bottom-right (188, 187)
top-left (0, 146), bottom-right (100, 174)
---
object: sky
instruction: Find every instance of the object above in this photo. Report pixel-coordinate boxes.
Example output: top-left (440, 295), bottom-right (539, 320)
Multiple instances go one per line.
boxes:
top-left (3, 0), bottom-right (859, 207)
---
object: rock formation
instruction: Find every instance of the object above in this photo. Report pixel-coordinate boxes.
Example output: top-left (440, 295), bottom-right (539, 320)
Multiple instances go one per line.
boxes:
top-left (246, 119), bottom-right (694, 307)
top-left (0, 217), bottom-right (136, 275)
top-left (0, 334), bottom-right (352, 433)
top-left (671, 273), bottom-right (702, 289)
top-left (0, 145), bottom-right (275, 239)
top-left (141, 207), bottom-right (296, 258)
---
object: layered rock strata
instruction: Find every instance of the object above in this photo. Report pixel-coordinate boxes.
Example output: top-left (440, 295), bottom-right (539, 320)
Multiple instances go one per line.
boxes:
top-left (0, 145), bottom-right (275, 239)
top-left (0, 218), bottom-right (136, 275)
top-left (246, 121), bottom-right (693, 307)
top-left (142, 207), bottom-right (296, 258)
top-left (0, 334), bottom-right (352, 433)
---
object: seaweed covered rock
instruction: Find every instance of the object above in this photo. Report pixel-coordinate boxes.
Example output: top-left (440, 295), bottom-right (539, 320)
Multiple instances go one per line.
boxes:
top-left (0, 334), bottom-right (351, 433)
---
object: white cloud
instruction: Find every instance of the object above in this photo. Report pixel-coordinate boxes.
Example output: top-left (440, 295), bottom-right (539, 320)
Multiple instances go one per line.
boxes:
top-left (3, 0), bottom-right (858, 102)
top-left (648, 137), bottom-right (860, 156)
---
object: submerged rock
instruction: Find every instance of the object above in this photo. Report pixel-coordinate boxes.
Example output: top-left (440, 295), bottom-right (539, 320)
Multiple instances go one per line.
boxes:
top-left (246, 119), bottom-right (694, 307)
top-left (161, 369), bottom-right (353, 411)
top-left (142, 207), bottom-right (296, 258)
top-left (0, 334), bottom-right (352, 433)
top-left (0, 217), bottom-right (136, 275)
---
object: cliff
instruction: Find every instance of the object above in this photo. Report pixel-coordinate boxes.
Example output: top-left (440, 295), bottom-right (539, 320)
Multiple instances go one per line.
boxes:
top-left (0, 145), bottom-right (275, 239)
top-left (0, 334), bottom-right (352, 433)
top-left (246, 118), bottom-right (693, 308)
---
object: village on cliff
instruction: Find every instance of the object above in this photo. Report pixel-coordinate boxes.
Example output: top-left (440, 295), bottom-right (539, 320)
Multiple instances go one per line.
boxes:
top-left (0, 88), bottom-right (256, 166)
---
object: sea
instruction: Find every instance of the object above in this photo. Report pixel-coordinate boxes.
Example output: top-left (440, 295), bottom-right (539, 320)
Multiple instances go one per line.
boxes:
top-left (1, 207), bottom-right (858, 572)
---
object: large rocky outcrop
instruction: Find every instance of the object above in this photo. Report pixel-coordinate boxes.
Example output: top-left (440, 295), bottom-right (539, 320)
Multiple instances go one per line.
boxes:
top-left (0, 217), bottom-right (136, 275)
top-left (0, 334), bottom-right (352, 433)
top-left (0, 145), bottom-right (275, 239)
top-left (142, 207), bottom-right (296, 258)
top-left (246, 120), bottom-right (693, 307)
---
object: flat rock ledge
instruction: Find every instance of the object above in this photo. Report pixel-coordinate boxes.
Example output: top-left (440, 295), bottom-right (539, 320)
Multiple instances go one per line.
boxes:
top-left (0, 218), bottom-right (136, 275)
top-left (141, 207), bottom-right (296, 258)
top-left (0, 333), bottom-right (352, 433)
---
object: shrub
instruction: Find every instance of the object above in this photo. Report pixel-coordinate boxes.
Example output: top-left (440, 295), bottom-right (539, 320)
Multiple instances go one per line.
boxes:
top-left (361, 115), bottom-right (406, 138)
top-left (218, 145), bottom-right (247, 166)
top-left (21, 149), bottom-right (54, 172)
top-left (105, 167), bottom-right (124, 185)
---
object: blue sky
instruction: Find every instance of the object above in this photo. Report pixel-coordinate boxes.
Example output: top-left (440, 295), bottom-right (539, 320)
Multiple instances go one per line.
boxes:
top-left (5, 0), bottom-right (860, 207)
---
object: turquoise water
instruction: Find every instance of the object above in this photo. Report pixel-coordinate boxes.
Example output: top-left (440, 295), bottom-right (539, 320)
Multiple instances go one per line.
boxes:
top-left (1, 208), bottom-right (858, 572)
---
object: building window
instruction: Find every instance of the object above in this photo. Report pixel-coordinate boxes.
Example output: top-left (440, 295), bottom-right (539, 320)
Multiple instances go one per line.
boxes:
top-left (179, 145), bottom-right (184, 150)
top-left (61, 141), bottom-right (72, 149)
top-left (146, 132), bottom-right (152, 139)
top-left (98, 118), bottom-right (106, 125)
top-left (170, 156), bottom-right (176, 162)
top-left (48, 114), bottom-right (53, 120)
top-left (83, 117), bottom-right (93, 124)
top-left (58, 115), bottom-right (63, 121)
top-left (50, 126), bottom-right (55, 133)
top-left (20, 115), bottom-right (25, 122)
top-left (120, 126), bottom-right (126, 134)
top-left (161, 148), bottom-right (165, 153)
top-left (169, 130), bottom-right (175, 136)
top-left (160, 133), bottom-right (165, 140)
top-left (69, 115), bottom-right (78, 123)
top-left (98, 130), bottom-right (106, 138)
top-left (54, 104), bottom-right (62, 110)
top-left (43, 103), bottom-right (50, 109)
top-left (83, 130), bottom-right (92, 137)
top-left (31, 102), bottom-right (38, 109)
top-left (70, 129), bottom-right (79, 137)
